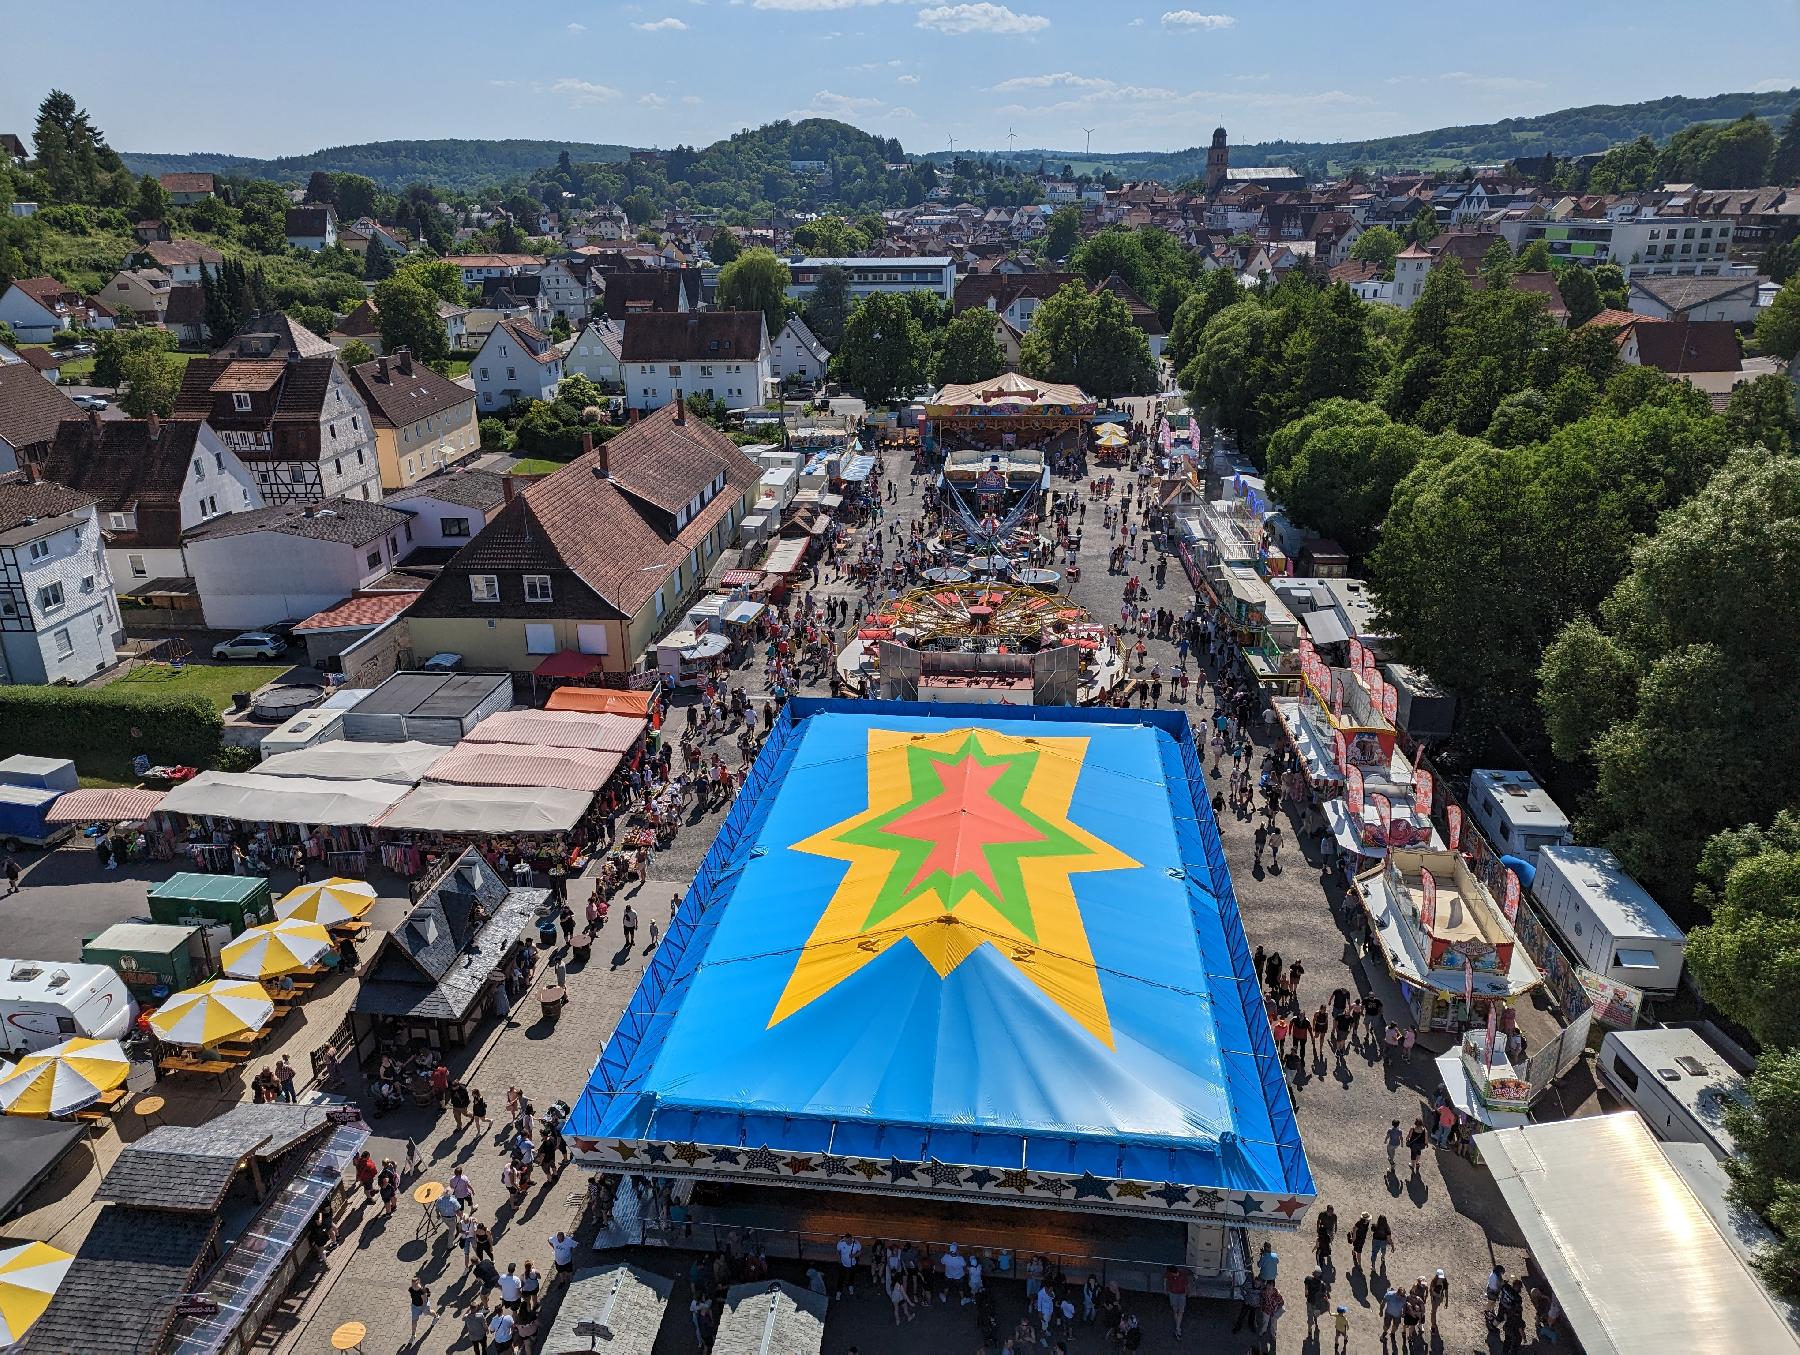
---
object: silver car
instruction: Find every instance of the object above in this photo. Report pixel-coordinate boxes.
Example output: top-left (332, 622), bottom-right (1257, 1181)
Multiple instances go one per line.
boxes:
top-left (211, 632), bottom-right (288, 660)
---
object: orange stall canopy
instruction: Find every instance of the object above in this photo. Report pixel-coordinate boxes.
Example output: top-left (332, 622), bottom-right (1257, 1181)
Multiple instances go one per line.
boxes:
top-left (546, 687), bottom-right (655, 717)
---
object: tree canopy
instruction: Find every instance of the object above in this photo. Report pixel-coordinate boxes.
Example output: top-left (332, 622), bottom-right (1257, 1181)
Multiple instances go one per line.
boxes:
top-left (833, 292), bottom-right (930, 406)
top-left (1019, 281), bottom-right (1156, 399)
top-left (715, 248), bottom-right (791, 339)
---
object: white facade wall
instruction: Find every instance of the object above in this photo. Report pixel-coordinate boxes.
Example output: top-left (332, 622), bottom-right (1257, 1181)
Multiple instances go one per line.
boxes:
top-left (628, 353), bottom-right (770, 412)
top-left (0, 507), bottom-right (120, 684)
top-left (565, 323), bottom-right (623, 387)
top-left (473, 327), bottom-right (564, 412)
top-left (316, 370), bottom-right (384, 501)
top-left (187, 530), bottom-right (402, 631)
top-left (0, 291), bottom-right (60, 344)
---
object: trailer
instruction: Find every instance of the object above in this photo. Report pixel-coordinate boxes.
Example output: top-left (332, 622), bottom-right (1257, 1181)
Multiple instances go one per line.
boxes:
top-left (81, 922), bottom-right (207, 1001)
top-left (1531, 845), bottom-right (1686, 997)
top-left (0, 959), bottom-right (138, 1057)
top-left (1596, 1027), bottom-right (1748, 1161)
top-left (1467, 768), bottom-right (1571, 868)
top-left (0, 785), bottom-right (72, 851)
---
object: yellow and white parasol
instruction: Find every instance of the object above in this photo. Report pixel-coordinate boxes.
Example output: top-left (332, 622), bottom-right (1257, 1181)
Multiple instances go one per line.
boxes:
top-left (0, 1241), bottom-right (74, 1345)
top-left (274, 877), bottom-right (376, 928)
top-left (221, 918), bottom-right (333, 980)
top-left (0, 1038), bottom-right (129, 1117)
top-left (147, 979), bottom-right (274, 1047)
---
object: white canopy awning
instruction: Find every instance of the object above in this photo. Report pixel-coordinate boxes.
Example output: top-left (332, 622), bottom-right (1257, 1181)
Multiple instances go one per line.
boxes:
top-left (158, 772), bottom-right (407, 827)
top-left (376, 782), bottom-right (593, 834)
top-left (255, 740), bottom-right (447, 784)
top-left (1481, 1113), bottom-right (1800, 1353)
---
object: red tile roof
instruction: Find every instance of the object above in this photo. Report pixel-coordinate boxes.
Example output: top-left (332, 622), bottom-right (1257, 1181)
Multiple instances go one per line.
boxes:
top-left (294, 592), bottom-right (417, 632)
top-left (464, 708), bottom-right (645, 751)
top-left (157, 173), bottom-right (214, 194)
top-left (618, 311), bottom-right (766, 363)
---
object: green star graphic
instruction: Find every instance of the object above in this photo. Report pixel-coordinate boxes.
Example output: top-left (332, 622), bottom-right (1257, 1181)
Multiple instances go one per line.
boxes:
top-left (836, 732), bottom-right (1096, 939)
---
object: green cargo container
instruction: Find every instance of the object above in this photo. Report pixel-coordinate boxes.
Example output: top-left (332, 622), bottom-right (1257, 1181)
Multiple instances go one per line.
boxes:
top-left (146, 872), bottom-right (275, 936)
top-left (81, 922), bottom-right (205, 998)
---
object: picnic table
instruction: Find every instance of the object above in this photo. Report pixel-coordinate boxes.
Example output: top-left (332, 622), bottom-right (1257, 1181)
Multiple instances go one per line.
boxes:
top-left (159, 1055), bottom-right (235, 1078)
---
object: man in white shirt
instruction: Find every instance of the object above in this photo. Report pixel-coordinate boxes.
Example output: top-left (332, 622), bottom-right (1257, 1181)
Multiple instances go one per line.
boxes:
top-left (835, 1233), bottom-right (861, 1299)
top-left (941, 1243), bottom-right (968, 1306)
top-left (487, 1307), bottom-right (515, 1349)
top-left (497, 1262), bottom-right (522, 1306)
top-left (551, 1230), bottom-right (577, 1282)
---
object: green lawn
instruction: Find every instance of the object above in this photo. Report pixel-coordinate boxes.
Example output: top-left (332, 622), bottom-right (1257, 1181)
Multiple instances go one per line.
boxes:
top-left (24, 346), bottom-right (203, 389)
top-left (444, 357), bottom-right (472, 378)
top-left (112, 661), bottom-right (293, 712)
top-left (508, 457), bottom-right (563, 475)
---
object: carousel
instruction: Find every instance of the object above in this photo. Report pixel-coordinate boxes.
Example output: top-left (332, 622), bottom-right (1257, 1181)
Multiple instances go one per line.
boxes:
top-left (838, 582), bottom-right (1119, 705)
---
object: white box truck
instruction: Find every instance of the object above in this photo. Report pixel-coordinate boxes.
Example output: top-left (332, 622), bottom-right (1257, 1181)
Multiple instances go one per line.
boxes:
top-left (1596, 1027), bottom-right (1747, 1161)
top-left (1531, 845), bottom-right (1687, 996)
top-left (0, 959), bottom-right (138, 1057)
top-left (1468, 768), bottom-right (1572, 868)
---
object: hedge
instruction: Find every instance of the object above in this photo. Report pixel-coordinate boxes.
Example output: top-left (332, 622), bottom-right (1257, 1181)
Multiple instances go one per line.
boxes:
top-left (0, 686), bottom-right (222, 770)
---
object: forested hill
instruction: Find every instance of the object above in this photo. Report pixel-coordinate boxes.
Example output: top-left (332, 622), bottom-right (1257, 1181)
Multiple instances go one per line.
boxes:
top-left (119, 139), bottom-right (635, 192)
top-left (943, 86), bottom-right (1800, 180)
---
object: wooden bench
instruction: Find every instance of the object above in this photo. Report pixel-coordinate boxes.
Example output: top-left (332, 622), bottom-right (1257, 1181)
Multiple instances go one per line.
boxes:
top-left (160, 1057), bottom-right (235, 1076)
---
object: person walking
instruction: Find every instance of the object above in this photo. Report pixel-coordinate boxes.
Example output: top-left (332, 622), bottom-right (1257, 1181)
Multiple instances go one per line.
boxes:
top-left (1314, 1204), bottom-right (1337, 1267)
top-left (1370, 1215), bottom-right (1392, 1274)
top-left (1380, 1283), bottom-right (1405, 1346)
top-left (1406, 1119), bottom-right (1430, 1176)
top-left (1267, 824), bottom-right (1283, 871)
top-left (449, 1167), bottom-right (475, 1215)
top-left (274, 1055), bottom-right (296, 1103)
top-left (1164, 1263), bottom-right (1188, 1339)
top-left (1385, 1119), bottom-right (1404, 1170)
top-left (1348, 1212), bottom-right (1371, 1270)
top-left (621, 904), bottom-right (638, 948)
top-left (1402, 1025), bottom-right (1417, 1063)
top-left (3, 856), bottom-right (20, 895)
top-left (1429, 1268), bottom-right (1450, 1331)
top-left (551, 1231), bottom-right (577, 1284)
top-left (485, 1305), bottom-right (514, 1352)
top-left (1333, 1303), bottom-right (1350, 1354)
top-left (836, 1232), bottom-right (861, 1299)
top-left (408, 1274), bottom-right (433, 1341)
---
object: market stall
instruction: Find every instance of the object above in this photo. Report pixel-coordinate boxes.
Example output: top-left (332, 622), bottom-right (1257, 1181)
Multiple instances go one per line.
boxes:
top-left (464, 709), bottom-right (646, 752)
top-left (427, 742), bottom-right (626, 793)
top-left (154, 772), bottom-right (407, 877)
top-left (254, 741), bottom-right (447, 784)
top-left (377, 783), bottom-right (594, 836)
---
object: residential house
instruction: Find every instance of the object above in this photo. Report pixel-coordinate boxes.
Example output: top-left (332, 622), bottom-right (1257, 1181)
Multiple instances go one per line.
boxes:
top-left (182, 496), bottom-right (417, 629)
top-left (383, 467), bottom-right (514, 551)
top-left (128, 239), bottom-right (223, 286)
top-left (212, 312), bottom-right (336, 361)
top-left (1092, 273), bottom-right (1167, 361)
top-left (786, 256), bottom-right (956, 302)
top-left (1390, 244), bottom-right (1433, 309)
top-left (405, 400), bottom-right (759, 676)
top-left (0, 277), bottom-right (116, 343)
top-left (952, 272), bottom-right (1079, 332)
top-left (158, 173), bottom-right (215, 205)
top-left (564, 318), bottom-right (624, 389)
top-left (600, 269), bottom-right (695, 322)
top-left (349, 217), bottom-right (409, 255)
top-left (102, 267), bottom-right (174, 324)
top-left (1628, 275), bottom-right (1760, 325)
top-left (472, 318), bottom-right (564, 413)
top-left (451, 254), bottom-right (541, 290)
top-left (162, 285), bottom-right (207, 348)
top-left (284, 206), bottom-right (338, 252)
top-left (173, 353), bottom-right (383, 504)
top-left (620, 311), bottom-right (769, 412)
top-left (0, 362), bottom-right (85, 474)
top-left (40, 414), bottom-right (261, 588)
top-left (18, 348), bottom-right (60, 382)
top-left (0, 134), bottom-right (27, 164)
top-left (328, 301), bottom-right (384, 356)
top-left (0, 475), bottom-right (122, 684)
top-left (132, 218), bottom-right (172, 244)
top-left (769, 315), bottom-right (830, 387)
top-left (438, 301), bottom-right (470, 351)
top-left (538, 258), bottom-right (597, 324)
top-left (345, 349), bottom-right (480, 490)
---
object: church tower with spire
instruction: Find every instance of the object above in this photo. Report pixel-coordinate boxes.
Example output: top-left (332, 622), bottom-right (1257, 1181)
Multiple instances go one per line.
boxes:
top-left (1206, 126), bottom-right (1229, 194)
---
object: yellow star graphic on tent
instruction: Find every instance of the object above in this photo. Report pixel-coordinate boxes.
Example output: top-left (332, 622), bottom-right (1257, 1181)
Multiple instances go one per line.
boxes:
top-left (773, 726), bottom-right (1136, 1046)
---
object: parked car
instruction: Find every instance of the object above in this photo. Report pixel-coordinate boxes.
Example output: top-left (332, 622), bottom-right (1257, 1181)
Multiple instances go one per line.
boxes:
top-left (72, 394), bottom-right (109, 411)
top-left (258, 619), bottom-right (301, 640)
top-left (212, 632), bottom-right (289, 661)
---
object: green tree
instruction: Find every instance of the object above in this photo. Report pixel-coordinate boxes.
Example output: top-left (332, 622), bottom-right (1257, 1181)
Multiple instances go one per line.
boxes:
top-left (715, 248), bottom-right (791, 339)
top-left (856, 213), bottom-right (886, 242)
top-left (1264, 399), bottom-right (1431, 557)
top-left (338, 338), bottom-right (376, 368)
top-left (332, 174), bottom-right (380, 222)
top-left (1349, 226), bottom-right (1403, 276)
top-left (1020, 281), bottom-right (1155, 399)
top-left (1726, 373), bottom-right (1799, 454)
top-left (1554, 265), bottom-right (1603, 326)
top-left (284, 304), bottom-right (336, 338)
top-left (933, 307), bottom-right (1007, 386)
top-left (1724, 1050), bottom-right (1800, 1300)
top-left (709, 228), bottom-right (742, 265)
top-left (550, 312), bottom-right (571, 341)
top-left (1591, 262), bottom-right (1629, 311)
top-left (1165, 269), bottom-right (1244, 373)
top-left (133, 174), bottom-right (169, 224)
top-left (1513, 239), bottom-right (1552, 273)
top-left (1774, 106), bottom-right (1800, 185)
top-left (362, 236), bottom-right (395, 282)
top-left (1070, 228), bottom-right (1156, 299)
top-left (118, 348), bottom-right (178, 417)
top-left (1686, 828), bottom-right (1800, 1052)
top-left (1406, 204), bottom-right (1438, 245)
top-left (1043, 204), bottom-right (1082, 260)
top-left (370, 275), bottom-right (450, 366)
top-left (1479, 238), bottom-right (1514, 288)
top-left (394, 259), bottom-right (469, 307)
top-left (1757, 279), bottom-right (1800, 360)
top-left (833, 292), bottom-right (929, 406)
top-left (93, 327), bottom-right (173, 388)
top-left (1586, 135), bottom-right (1661, 194)
top-left (802, 265), bottom-right (853, 350)
top-left (792, 215), bottom-right (870, 257)
top-left (1539, 448), bottom-right (1800, 900)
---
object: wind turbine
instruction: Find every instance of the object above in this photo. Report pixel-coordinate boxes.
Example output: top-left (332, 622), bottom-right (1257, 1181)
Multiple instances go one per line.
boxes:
top-left (1007, 126), bottom-right (1018, 157)
top-left (1082, 127), bottom-right (1096, 156)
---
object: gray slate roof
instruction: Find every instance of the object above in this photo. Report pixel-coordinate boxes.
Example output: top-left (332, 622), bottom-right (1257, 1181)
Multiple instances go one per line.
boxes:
top-left (712, 1280), bottom-right (827, 1355)
top-left (543, 1264), bottom-right (672, 1354)
top-left (16, 1206), bottom-right (215, 1355)
top-left (183, 496), bottom-right (413, 546)
top-left (356, 849), bottom-right (541, 1022)
top-left (96, 1103), bottom-right (339, 1211)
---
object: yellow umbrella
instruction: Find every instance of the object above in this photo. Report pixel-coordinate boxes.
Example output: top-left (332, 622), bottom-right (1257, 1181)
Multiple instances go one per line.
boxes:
top-left (0, 1037), bottom-right (129, 1117)
top-left (0, 1241), bottom-right (73, 1345)
top-left (148, 979), bottom-right (274, 1048)
top-left (221, 918), bottom-right (333, 980)
top-left (1095, 421), bottom-right (1125, 436)
top-left (1096, 430), bottom-right (1128, 448)
top-left (274, 877), bottom-right (376, 927)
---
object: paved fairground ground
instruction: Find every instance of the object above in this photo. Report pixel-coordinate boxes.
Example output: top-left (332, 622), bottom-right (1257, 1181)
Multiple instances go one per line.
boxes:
top-left (0, 437), bottom-right (1586, 1355)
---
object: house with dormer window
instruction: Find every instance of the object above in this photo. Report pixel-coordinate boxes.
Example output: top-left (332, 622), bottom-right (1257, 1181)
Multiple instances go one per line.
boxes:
top-left (472, 317), bottom-right (564, 413)
top-left (620, 311), bottom-right (769, 414)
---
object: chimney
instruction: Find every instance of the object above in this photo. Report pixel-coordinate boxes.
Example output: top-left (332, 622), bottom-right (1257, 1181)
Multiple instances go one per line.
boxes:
top-left (674, 390), bottom-right (686, 425)
top-left (502, 474), bottom-right (516, 504)
top-left (286, 347), bottom-right (301, 365)
top-left (146, 412), bottom-right (160, 441)
top-left (396, 347), bottom-right (413, 376)
top-left (376, 355), bottom-right (388, 381)
top-left (88, 410), bottom-right (102, 431)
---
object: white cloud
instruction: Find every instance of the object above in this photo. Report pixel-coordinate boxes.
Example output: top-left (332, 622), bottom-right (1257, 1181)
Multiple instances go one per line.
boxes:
top-left (753, 0), bottom-right (899, 9)
top-left (549, 78), bottom-right (622, 105)
top-left (1127, 15), bottom-right (1143, 24)
top-left (682, 94), bottom-right (705, 104)
top-left (888, 105), bottom-right (916, 119)
top-left (566, 21), bottom-right (586, 32)
top-left (640, 93), bottom-right (669, 107)
top-left (1750, 77), bottom-right (1799, 92)
top-left (897, 73), bottom-right (920, 84)
top-left (632, 15), bottom-right (689, 29)
top-left (1161, 10), bottom-right (1235, 28)
top-left (991, 71), bottom-right (1113, 92)
top-left (805, 89), bottom-right (885, 114)
top-left (917, 3), bottom-right (1049, 35)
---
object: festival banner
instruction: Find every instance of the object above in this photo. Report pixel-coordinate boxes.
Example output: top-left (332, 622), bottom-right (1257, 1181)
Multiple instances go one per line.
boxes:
top-left (1380, 680), bottom-right (1399, 725)
top-left (1447, 804), bottom-right (1462, 852)
top-left (1419, 866), bottom-right (1438, 932)
top-left (1485, 999), bottom-right (1500, 1064)
top-left (1412, 768), bottom-right (1434, 819)
top-left (1463, 955), bottom-right (1475, 1011)
top-left (1371, 792), bottom-right (1393, 848)
top-left (1348, 639), bottom-right (1366, 674)
top-left (1331, 730), bottom-right (1347, 774)
top-left (1346, 764), bottom-right (1364, 819)
top-left (1503, 868), bottom-right (1522, 925)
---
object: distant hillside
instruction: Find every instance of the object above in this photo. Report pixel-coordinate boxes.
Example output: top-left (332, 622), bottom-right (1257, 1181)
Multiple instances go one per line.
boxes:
top-left (934, 86), bottom-right (1800, 180)
top-left (119, 139), bottom-right (635, 192)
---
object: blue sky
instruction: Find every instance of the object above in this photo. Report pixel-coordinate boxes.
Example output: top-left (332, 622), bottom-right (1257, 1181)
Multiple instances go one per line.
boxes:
top-left (5, 1), bottom-right (1796, 158)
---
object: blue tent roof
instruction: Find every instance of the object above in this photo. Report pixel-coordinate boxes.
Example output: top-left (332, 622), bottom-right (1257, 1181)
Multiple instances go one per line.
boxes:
top-left (571, 700), bottom-right (1313, 1223)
